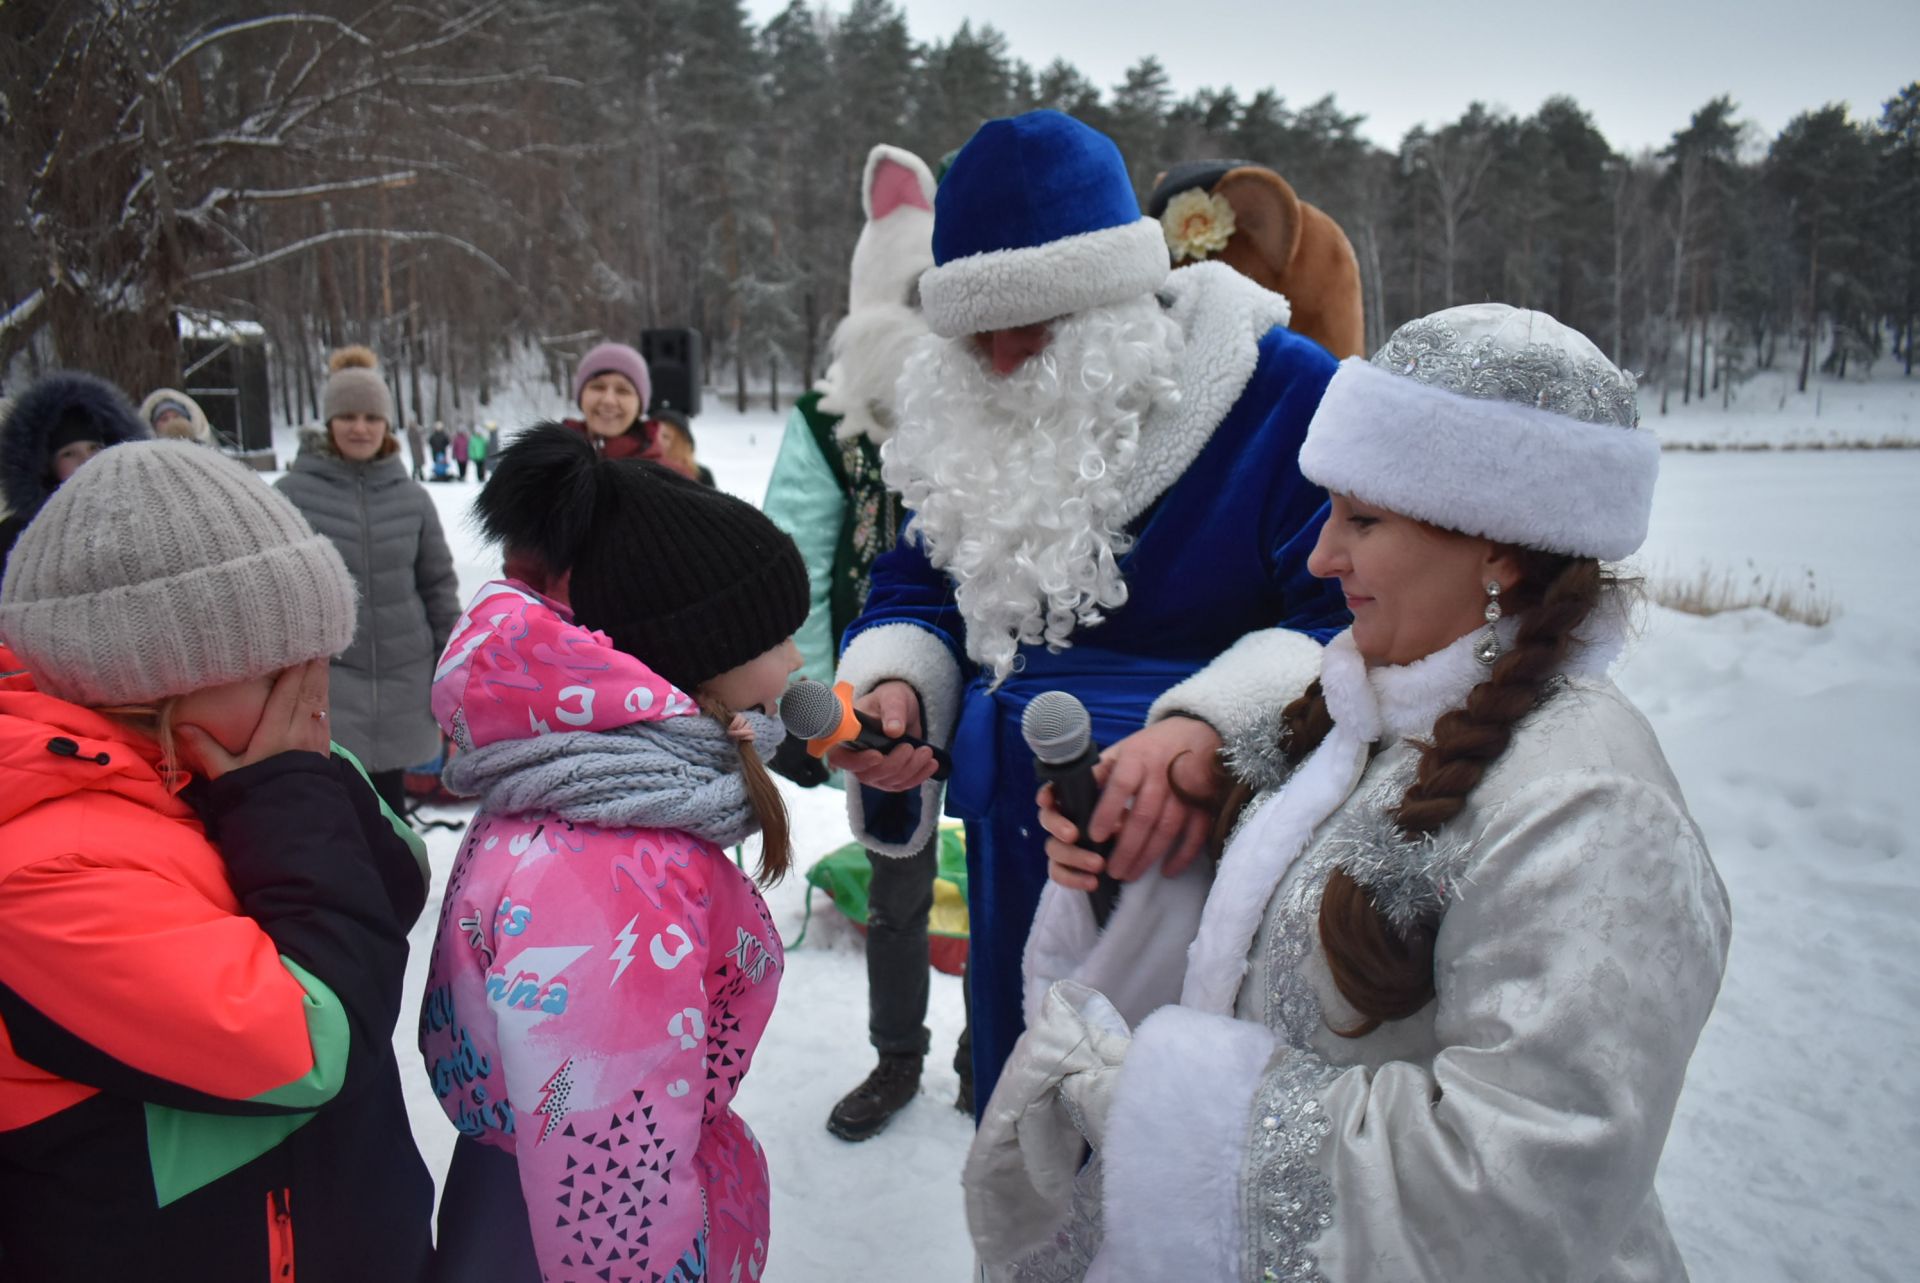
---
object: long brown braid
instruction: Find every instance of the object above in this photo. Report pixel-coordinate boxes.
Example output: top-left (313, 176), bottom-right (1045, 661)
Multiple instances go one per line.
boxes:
top-left (1202, 550), bottom-right (1607, 1035)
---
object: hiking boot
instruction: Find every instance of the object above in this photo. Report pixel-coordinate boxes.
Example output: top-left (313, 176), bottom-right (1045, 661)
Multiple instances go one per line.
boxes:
top-left (955, 1076), bottom-right (974, 1117)
top-left (827, 1054), bottom-right (923, 1142)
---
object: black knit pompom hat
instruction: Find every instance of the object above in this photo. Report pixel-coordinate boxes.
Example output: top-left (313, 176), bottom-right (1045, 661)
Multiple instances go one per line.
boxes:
top-left (480, 424), bottom-right (806, 694)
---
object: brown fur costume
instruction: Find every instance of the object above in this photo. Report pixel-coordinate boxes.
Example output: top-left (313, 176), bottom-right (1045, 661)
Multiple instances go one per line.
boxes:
top-left (1148, 161), bottom-right (1364, 359)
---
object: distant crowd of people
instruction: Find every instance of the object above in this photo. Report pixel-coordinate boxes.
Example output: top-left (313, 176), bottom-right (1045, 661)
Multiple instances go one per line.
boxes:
top-left (0, 109), bottom-right (1728, 1283)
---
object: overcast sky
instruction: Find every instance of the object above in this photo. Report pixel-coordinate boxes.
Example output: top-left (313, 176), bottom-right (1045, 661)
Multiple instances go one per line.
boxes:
top-left (744, 0), bottom-right (1918, 154)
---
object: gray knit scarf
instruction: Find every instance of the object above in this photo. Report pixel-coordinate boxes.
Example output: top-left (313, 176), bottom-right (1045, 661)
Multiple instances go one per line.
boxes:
top-left (443, 709), bottom-right (785, 849)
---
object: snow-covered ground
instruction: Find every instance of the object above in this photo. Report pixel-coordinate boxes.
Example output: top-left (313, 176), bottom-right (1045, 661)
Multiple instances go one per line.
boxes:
top-left (291, 382), bottom-right (1920, 1281)
top-left (1646, 365), bottom-right (1920, 450)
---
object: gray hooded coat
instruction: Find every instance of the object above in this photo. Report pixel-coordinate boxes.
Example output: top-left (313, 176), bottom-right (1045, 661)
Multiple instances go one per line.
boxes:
top-left (275, 429), bottom-right (460, 772)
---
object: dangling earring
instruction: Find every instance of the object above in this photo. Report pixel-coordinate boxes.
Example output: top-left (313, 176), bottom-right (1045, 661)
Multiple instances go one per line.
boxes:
top-left (1474, 581), bottom-right (1503, 665)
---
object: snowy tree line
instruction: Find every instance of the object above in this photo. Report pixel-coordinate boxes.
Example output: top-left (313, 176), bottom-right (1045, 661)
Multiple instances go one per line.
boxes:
top-left (2, 0), bottom-right (1915, 425)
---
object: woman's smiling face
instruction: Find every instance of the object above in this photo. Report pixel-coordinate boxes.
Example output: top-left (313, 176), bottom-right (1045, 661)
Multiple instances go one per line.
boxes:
top-left (579, 373), bottom-right (641, 439)
top-left (1307, 493), bottom-right (1518, 667)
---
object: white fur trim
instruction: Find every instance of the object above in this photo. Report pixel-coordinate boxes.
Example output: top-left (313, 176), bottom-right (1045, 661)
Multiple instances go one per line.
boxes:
top-left (1147, 627), bottom-right (1323, 745)
top-left (1021, 862), bottom-right (1211, 1032)
top-left (1181, 717), bottom-right (1369, 1015)
top-left (1301, 358), bottom-right (1661, 560)
top-left (1099, 1005), bottom-right (1278, 1280)
top-left (920, 218), bottom-right (1170, 339)
top-left (1116, 262), bottom-right (1293, 526)
top-left (835, 622), bottom-right (962, 856)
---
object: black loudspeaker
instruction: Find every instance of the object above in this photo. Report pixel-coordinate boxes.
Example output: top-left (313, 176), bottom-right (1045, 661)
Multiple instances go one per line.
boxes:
top-left (640, 328), bottom-right (702, 417)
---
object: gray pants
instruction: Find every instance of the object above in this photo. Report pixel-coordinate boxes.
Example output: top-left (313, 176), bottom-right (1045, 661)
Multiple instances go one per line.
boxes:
top-left (866, 837), bottom-right (972, 1085)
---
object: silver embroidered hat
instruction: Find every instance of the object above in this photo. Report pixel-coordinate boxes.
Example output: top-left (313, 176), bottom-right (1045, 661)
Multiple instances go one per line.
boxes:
top-left (1298, 303), bottom-right (1658, 560)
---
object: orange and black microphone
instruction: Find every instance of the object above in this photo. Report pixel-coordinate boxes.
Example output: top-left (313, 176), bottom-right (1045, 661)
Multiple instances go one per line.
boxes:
top-left (778, 679), bottom-right (953, 782)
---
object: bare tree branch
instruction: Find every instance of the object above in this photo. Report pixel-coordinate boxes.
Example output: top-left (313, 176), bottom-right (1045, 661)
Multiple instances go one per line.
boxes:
top-left (1, 290), bottom-right (46, 345)
top-left (164, 13), bottom-right (372, 76)
top-left (187, 227), bottom-right (518, 288)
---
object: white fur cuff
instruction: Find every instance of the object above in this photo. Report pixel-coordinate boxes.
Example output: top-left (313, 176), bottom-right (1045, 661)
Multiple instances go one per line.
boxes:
top-left (835, 622), bottom-right (963, 857)
top-left (919, 218), bottom-right (1171, 339)
top-left (1300, 358), bottom-right (1660, 561)
top-left (1101, 1005), bottom-right (1277, 1279)
top-left (1148, 628), bottom-right (1324, 744)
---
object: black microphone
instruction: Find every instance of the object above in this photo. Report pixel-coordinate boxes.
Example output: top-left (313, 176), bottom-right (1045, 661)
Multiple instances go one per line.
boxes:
top-left (778, 679), bottom-right (952, 782)
top-left (1021, 691), bottom-right (1121, 928)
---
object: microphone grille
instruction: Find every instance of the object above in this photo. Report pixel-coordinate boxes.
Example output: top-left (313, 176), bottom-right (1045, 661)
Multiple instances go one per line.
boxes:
top-left (779, 679), bottom-right (841, 741)
top-left (1021, 691), bottom-right (1091, 765)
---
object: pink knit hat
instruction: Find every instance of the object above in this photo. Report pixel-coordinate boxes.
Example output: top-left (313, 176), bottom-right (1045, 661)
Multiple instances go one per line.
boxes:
top-left (571, 342), bottom-right (651, 412)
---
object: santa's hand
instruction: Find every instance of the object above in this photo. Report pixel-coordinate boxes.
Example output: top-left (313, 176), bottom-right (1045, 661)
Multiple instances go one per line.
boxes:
top-left (1085, 715), bottom-right (1223, 883)
top-left (827, 679), bottom-right (940, 792)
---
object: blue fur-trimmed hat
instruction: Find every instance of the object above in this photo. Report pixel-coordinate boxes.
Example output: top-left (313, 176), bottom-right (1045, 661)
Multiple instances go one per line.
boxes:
top-left (919, 111), bottom-right (1170, 339)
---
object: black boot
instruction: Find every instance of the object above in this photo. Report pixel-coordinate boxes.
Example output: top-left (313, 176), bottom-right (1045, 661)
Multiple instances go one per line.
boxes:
top-left (827, 1053), bottom-right (923, 1142)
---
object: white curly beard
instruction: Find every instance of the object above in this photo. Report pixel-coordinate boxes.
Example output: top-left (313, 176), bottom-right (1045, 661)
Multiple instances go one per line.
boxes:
top-left (883, 296), bottom-right (1183, 686)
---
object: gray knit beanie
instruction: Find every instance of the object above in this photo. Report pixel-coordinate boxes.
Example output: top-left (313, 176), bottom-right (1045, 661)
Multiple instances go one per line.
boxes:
top-left (322, 345), bottom-right (394, 424)
top-left (0, 440), bottom-right (358, 706)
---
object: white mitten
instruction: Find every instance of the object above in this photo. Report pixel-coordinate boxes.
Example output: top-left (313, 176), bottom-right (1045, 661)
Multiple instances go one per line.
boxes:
top-left (963, 980), bottom-right (1132, 1266)
top-left (1056, 985), bottom-right (1131, 1151)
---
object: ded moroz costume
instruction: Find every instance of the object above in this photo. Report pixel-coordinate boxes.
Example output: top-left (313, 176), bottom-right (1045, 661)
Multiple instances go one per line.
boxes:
top-left (832, 111), bottom-right (1349, 1113)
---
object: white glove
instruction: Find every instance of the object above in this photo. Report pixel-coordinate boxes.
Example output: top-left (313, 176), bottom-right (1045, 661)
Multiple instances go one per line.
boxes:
top-left (964, 980), bottom-right (1132, 1267)
top-left (1057, 985), bottom-right (1131, 1151)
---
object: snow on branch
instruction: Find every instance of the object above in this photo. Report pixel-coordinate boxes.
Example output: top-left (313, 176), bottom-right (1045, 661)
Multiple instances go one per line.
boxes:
top-left (1, 291), bottom-right (46, 345)
top-left (165, 13), bottom-right (372, 76)
top-left (187, 228), bottom-right (518, 287)
top-left (228, 172), bottom-right (420, 204)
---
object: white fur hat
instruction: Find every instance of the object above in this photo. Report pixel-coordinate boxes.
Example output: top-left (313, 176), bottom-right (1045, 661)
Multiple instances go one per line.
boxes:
top-left (1299, 304), bottom-right (1658, 560)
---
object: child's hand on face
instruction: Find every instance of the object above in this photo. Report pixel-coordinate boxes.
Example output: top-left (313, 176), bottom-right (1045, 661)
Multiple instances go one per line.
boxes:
top-left (726, 712), bottom-right (756, 744)
top-left (176, 658), bottom-right (333, 779)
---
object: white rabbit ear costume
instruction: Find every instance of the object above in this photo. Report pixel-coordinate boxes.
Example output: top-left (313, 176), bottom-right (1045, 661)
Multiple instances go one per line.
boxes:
top-left (816, 144), bottom-right (937, 446)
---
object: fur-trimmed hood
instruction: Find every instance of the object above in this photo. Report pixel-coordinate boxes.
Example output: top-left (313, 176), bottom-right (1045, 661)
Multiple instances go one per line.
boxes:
top-left (138, 387), bottom-right (213, 444)
top-left (0, 372), bottom-right (151, 522)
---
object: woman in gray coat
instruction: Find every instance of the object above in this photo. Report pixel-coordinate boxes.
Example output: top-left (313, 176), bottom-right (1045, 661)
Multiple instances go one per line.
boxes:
top-left (276, 346), bottom-right (460, 814)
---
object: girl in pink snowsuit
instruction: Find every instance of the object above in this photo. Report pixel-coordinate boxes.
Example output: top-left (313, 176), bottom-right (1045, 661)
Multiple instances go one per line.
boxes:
top-left (420, 424), bottom-right (809, 1283)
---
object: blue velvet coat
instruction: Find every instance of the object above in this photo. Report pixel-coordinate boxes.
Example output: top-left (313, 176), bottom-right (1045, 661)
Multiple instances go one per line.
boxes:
top-left (839, 273), bottom-right (1349, 1111)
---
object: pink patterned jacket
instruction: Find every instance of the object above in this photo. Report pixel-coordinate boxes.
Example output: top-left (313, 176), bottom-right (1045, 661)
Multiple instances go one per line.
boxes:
top-left (420, 580), bottom-right (781, 1283)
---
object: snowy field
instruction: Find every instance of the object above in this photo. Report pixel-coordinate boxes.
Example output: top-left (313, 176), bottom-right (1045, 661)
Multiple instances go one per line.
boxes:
top-left (279, 377), bottom-right (1920, 1281)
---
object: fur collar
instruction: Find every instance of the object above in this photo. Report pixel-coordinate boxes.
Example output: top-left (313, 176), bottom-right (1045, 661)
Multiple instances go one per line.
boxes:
top-left (1182, 605), bottom-right (1629, 1016)
top-left (1114, 264), bottom-right (1293, 527)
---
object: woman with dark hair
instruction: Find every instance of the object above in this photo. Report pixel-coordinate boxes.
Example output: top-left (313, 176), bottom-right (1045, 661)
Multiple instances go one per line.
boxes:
top-left (967, 305), bottom-right (1731, 1282)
